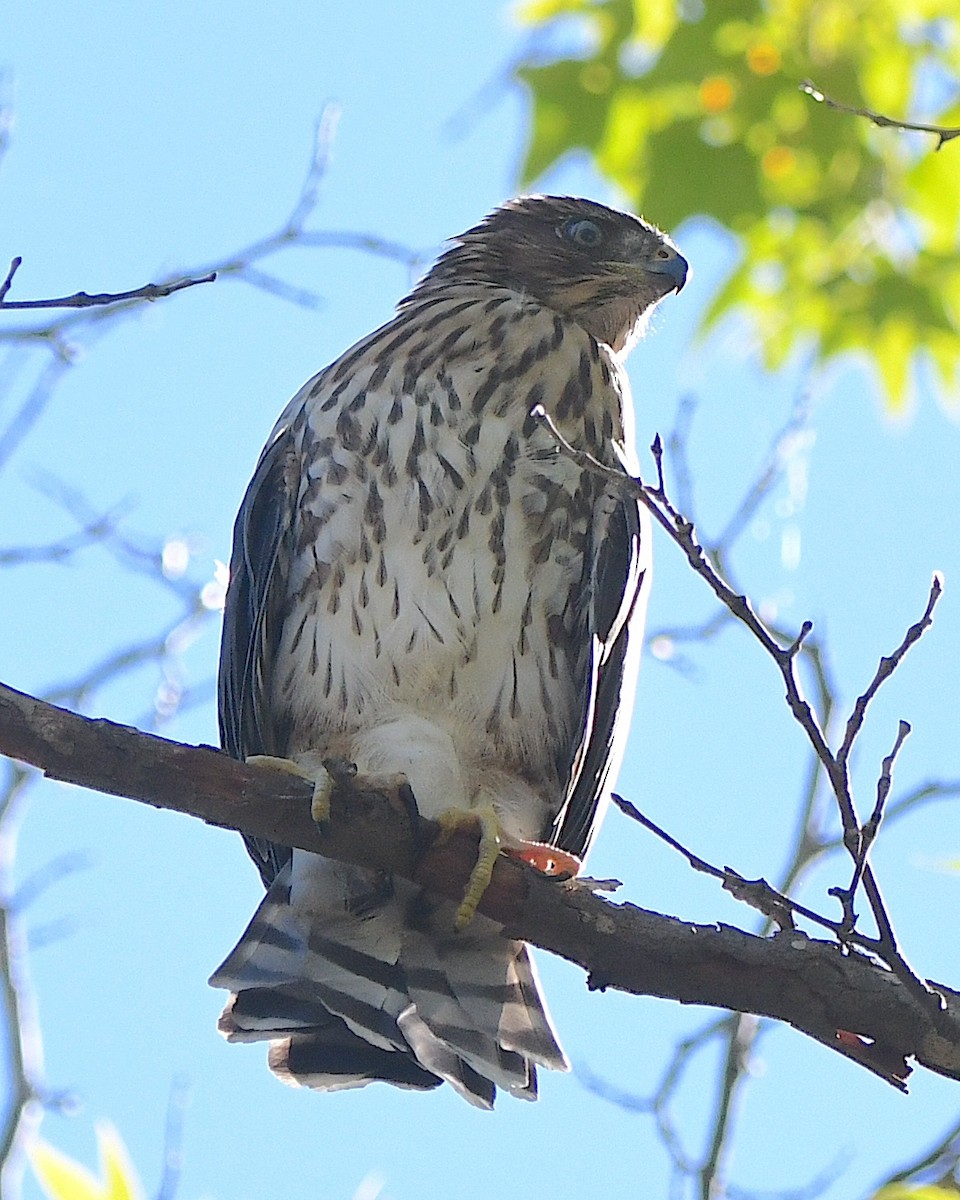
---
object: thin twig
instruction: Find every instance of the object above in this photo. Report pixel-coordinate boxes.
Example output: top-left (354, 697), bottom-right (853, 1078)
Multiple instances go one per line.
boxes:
top-left (663, 393), bottom-right (698, 517)
top-left (836, 720), bottom-right (911, 923)
top-left (711, 391), bottom-right (813, 565)
top-left (155, 1076), bottom-right (190, 1200)
top-left (580, 1013), bottom-right (751, 1181)
top-left (837, 578), bottom-right (942, 768)
top-left (0, 272), bottom-right (216, 311)
top-left (286, 103), bottom-right (340, 232)
top-left (800, 79), bottom-right (960, 150)
top-left (533, 405), bottom-right (946, 1028)
top-left (0, 762), bottom-right (45, 1197)
top-left (0, 353), bottom-right (75, 474)
top-left (0, 259), bottom-right (21, 303)
top-left (0, 526), bottom-right (117, 567)
top-left (700, 1012), bottom-right (757, 1200)
top-left (11, 852), bottom-right (91, 913)
top-left (0, 123), bottom-right (422, 485)
top-left (614, 794), bottom-right (873, 950)
top-left (590, 393), bottom-right (943, 1198)
top-left (884, 777), bottom-right (960, 826)
top-left (229, 266), bottom-right (326, 310)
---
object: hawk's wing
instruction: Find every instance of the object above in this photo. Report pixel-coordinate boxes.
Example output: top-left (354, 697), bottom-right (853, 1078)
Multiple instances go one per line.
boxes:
top-left (549, 487), bottom-right (648, 860)
top-left (218, 415), bottom-right (300, 886)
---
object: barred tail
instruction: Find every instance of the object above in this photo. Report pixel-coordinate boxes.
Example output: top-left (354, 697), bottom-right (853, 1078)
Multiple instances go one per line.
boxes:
top-left (209, 854), bottom-right (568, 1108)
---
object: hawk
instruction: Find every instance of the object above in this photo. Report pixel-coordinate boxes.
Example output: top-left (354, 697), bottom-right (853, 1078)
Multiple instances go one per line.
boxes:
top-left (211, 196), bottom-right (687, 1107)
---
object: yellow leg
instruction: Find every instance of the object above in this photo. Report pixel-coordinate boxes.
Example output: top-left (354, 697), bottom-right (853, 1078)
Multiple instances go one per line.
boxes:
top-left (435, 803), bottom-right (502, 930)
top-left (245, 754), bottom-right (334, 824)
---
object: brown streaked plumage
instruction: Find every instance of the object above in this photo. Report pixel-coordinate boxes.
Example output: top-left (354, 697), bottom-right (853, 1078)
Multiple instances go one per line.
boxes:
top-left (211, 195), bottom-right (687, 1107)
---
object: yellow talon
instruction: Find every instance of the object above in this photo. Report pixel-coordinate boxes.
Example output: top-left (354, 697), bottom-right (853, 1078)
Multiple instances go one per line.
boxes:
top-left (310, 769), bottom-right (333, 824)
top-left (246, 753), bottom-right (333, 824)
top-left (436, 803), bottom-right (502, 930)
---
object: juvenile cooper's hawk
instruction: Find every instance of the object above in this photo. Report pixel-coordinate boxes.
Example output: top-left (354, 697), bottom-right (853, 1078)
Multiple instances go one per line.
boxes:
top-left (211, 196), bottom-right (687, 1107)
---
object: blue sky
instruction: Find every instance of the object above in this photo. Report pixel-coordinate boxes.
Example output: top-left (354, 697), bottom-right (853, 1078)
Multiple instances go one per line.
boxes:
top-left (3, 4), bottom-right (960, 1199)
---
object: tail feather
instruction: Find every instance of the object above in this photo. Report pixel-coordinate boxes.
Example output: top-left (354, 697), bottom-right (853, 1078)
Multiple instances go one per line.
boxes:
top-left (268, 1028), bottom-right (444, 1095)
top-left (221, 984), bottom-right (445, 1095)
top-left (218, 986), bottom-right (326, 1040)
top-left (424, 917), bottom-right (568, 1071)
top-left (210, 851), bottom-right (568, 1106)
top-left (402, 923), bottom-right (535, 1098)
top-left (500, 948), bottom-right (570, 1067)
top-left (395, 1004), bottom-right (496, 1109)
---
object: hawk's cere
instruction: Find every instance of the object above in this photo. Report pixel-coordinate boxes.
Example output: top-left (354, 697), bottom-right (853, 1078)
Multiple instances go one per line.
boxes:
top-left (211, 196), bottom-right (687, 1107)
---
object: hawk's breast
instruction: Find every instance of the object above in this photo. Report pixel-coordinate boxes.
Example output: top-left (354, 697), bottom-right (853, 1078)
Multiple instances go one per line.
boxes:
top-left (271, 286), bottom-right (635, 788)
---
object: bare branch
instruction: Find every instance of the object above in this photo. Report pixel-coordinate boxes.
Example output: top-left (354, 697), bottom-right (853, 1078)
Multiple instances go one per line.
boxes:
top-left (837, 576), bottom-right (942, 768)
top-left (286, 102), bottom-right (340, 233)
top-left (0, 258), bottom-right (21, 303)
top-left (0, 762), bottom-right (45, 1193)
top-left (0, 122), bottom-right (422, 491)
top-left (11, 851), bottom-right (91, 913)
top-left (0, 893), bottom-right (42, 1182)
top-left (884, 776), bottom-right (960, 826)
top-left (0, 270), bottom-right (216, 311)
top-left (154, 1076), bottom-right (190, 1200)
top-left (227, 266), bottom-right (326, 311)
top-left (662, 393), bottom-right (698, 517)
top-left (701, 1011), bottom-right (757, 1199)
top-left (1, 681), bottom-right (960, 1091)
top-left (836, 719), bottom-right (912, 927)
top-left (532, 421), bottom-right (953, 1183)
top-left (0, 526), bottom-right (116, 568)
top-left (592, 393), bottom-right (941, 1198)
top-left (711, 391), bottom-right (813, 569)
top-left (615, 793), bottom-right (873, 948)
top-left (800, 79), bottom-right (960, 149)
top-left (0, 353), bottom-right (74, 475)
top-left (535, 408), bottom-right (946, 1020)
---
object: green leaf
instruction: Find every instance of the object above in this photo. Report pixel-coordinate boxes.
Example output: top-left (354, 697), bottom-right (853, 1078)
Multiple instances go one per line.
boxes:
top-left (873, 1185), bottom-right (960, 1199)
top-left (516, 60), bottom-right (612, 186)
top-left (515, 0), bottom-right (960, 412)
top-left (872, 315), bottom-right (916, 413)
top-left (29, 1125), bottom-right (144, 1200)
top-left (30, 1142), bottom-right (103, 1200)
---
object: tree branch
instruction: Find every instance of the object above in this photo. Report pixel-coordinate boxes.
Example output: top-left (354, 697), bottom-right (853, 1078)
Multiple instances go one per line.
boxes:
top-left (533, 407), bottom-right (946, 1026)
top-left (1, 680), bottom-right (959, 1092)
top-left (0, 265), bottom-right (216, 311)
top-left (800, 79), bottom-right (960, 150)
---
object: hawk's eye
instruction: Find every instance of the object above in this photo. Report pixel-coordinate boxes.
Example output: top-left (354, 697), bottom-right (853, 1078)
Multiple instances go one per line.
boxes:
top-left (562, 218), bottom-right (603, 249)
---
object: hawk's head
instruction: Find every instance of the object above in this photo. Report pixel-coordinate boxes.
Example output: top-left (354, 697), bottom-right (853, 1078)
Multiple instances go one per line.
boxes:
top-left (419, 195), bottom-right (688, 353)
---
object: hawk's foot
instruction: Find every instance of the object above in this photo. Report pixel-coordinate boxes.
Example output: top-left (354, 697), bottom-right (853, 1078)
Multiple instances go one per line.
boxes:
top-left (245, 754), bottom-right (334, 824)
top-left (502, 841), bottom-right (581, 877)
top-left (435, 804), bottom-right (502, 930)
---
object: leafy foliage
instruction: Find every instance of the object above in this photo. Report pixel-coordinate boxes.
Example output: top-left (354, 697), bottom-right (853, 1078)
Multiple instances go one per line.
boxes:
top-left (874, 1187), bottom-right (960, 1198)
top-left (29, 1124), bottom-right (144, 1200)
top-left (516, 0), bottom-right (960, 412)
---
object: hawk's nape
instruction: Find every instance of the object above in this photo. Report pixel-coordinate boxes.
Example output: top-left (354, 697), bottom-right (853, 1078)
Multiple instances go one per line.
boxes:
top-left (211, 195), bottom-right (687, 1107)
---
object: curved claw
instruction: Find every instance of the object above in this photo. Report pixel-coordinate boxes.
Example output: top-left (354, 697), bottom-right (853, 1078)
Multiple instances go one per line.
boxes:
top-left (435, 805), bottom-right (502, 929)
top-left (246, 754), bottom-right (334, 824)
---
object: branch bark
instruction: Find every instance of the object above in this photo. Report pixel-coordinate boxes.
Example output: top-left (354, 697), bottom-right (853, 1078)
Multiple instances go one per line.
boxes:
top-left (0, 258), bottom-right (217, 310)
top-left (1, 679), bottom-right (958, 1091)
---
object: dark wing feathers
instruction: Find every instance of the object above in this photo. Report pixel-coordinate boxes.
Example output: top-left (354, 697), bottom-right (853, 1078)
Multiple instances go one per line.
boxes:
top-left (218, 422), bottom-right (299, 886)
top-left (550, 494), bottom-right (645, 860)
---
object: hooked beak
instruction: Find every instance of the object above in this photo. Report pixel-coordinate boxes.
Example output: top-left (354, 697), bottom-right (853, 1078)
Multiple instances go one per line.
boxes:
top-left (647, 246), bottom-right (689, 293)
